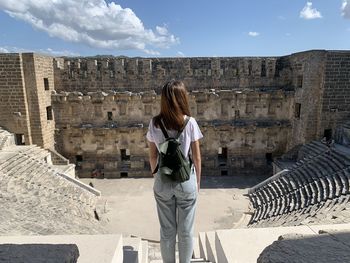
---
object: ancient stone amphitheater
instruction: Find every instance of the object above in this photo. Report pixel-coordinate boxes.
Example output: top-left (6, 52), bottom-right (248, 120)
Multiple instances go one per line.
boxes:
top-left (0, 50), bottom-right (349, 262)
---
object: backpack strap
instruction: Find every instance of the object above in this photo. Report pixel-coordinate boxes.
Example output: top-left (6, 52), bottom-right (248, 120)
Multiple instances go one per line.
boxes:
top-left (159, 116), bottom-right (190, 139)
top-left (158, 119), bottom-right (169, 139)
top-left (175, 116), bottom-right (190, 139)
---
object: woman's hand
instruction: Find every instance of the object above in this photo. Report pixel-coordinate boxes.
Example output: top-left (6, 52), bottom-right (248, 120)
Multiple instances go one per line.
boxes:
top-left (148, 142), bottom-right (158, 176)
top-left (191, 140), bottom-right (201, 193)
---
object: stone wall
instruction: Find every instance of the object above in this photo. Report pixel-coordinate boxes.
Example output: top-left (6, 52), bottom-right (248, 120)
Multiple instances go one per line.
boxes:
top-left (0, 53), bottom-right (32, 145)
top-left (0, 53), bottom-right (55, 149)
top-left (53, 56), bottom-right (294, 92)
top-left (320, 51), bottom-right (350, 138)
top-left (287, 50), bottom-right (327, 149)
top-left (22, 53), bottom-right (56, 149)
top-left (52, 89), bottom-right (293, 177)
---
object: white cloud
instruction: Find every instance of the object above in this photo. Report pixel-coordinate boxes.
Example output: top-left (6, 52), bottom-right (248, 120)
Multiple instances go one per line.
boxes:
top-left (300, 2), bottom-right (322, 20)
top-left (0, 0), bottom-right (179, 54)
top-left (0, 45), bottom-right (79, 56)
top-left (177, 51), bottom-right (185, 57)
top-left (342, 0), bottom-right (350, 19)
top-left (156, 26), bottom-right (168, 36)
top-left (0, 47), bottom-right (9, 53)
top-left (40, 48), bottom-right (80, 57)
top-left (248, 31), bottom-right (260, 37)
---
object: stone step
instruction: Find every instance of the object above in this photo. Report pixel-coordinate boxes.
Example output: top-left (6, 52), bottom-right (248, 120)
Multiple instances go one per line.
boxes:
top-left (193, 236), bottom-right (201, 259)
top-left (198, 232), bottom-right (208, 261)
top-left (123, 237), bottom-right (144, 263)
top-left (141, 240), bottom-right (149, 263)
top-left (205, 231), bottom-right (217, 263)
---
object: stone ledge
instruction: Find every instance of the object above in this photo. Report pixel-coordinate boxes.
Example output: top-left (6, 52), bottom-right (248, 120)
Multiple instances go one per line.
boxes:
top-left (215, 223), bottom-right (350, 263)
top-left (0, 235), bottom-right (123, 263)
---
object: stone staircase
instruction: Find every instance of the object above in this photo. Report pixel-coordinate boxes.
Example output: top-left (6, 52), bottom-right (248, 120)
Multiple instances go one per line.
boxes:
top-left (122, 236), bottom-right (211, 263)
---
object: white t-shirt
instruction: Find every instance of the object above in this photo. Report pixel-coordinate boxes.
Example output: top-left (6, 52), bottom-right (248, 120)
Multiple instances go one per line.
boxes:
top-left (146, 116), bottom-right (203, 158)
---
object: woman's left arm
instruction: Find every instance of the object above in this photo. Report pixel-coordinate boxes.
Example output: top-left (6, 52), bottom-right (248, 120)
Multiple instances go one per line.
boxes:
top-left (148, 141), bottom-right (158, 176)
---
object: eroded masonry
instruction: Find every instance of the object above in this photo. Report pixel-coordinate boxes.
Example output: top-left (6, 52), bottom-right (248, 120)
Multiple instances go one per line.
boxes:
top-left (0, 50), bottom-right (349, 178)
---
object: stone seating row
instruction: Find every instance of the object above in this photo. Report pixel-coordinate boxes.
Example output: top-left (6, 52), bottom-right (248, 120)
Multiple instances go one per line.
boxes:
top-left (0, 152), bottom-right (95, 208)
top-left (297, 141), bottom-right (329, 160)
top-left (248, 141), bottom-right (333, 195)
top-left (0, 145), bottom-right (104, 235)
top-left (248, 143), bottom-right (350, 226)
top-left (250, 194), bottom-right (350, 228)
top-left (249, 150), bottom-right (349, 206)
top-left (249, 168), bottom-right (350, 224)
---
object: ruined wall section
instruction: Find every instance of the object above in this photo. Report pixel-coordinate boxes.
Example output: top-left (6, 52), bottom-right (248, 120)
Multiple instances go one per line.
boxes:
top-left (22, 53), bottom-right (56, 149)
top-left (287, 50), bottom-right (327, 149)
top-left (53, 89), bottom-right (293, 177)
top-left (53, 89), bottom-right (293, 129)
top-left (321, 51), bottom-right (350, 137)
top-left (53, 57), bottom-right (294, 92)
top-left (0, 53), bottom-right (32, 145)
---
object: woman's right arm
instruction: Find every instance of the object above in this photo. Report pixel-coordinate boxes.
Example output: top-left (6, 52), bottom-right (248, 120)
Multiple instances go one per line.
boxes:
top-left (148, 141), bottom-right (158, 176)
top-left (191, 140), bottom-right (201, 191)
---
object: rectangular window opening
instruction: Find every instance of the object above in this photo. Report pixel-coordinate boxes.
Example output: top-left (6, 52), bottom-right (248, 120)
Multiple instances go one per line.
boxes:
top-left (261, 61), bottom-right (267, 77)
top-left (295, 103), bottom-right (301, 119)
top-left (218, 147), bottom-right (228, 166)
top-left (75, 155), bottom-right (83, 169)
top-left (120, 172), bottom-right (128, 178)
top-left (266, 153), bottom-right (273, 165)
top-left (46, 106), bottom-right (53, 120)
top-left (76, 155), bottom-right (83, 162)
top-left (221, 170), bottom-right (228, 176)
top-left (43, 78), bottom-right (49, 90)
top-left (107, 111), bottom-right (113, 121)
top-left (15, 134), bottom-right (25, 145)
top-left (121, 149), bottom-right (130, 161)
top-left (324, 129), bottom-right (332, 141)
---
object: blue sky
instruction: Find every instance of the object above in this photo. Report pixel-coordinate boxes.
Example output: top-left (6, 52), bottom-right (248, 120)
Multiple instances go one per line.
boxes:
top-left (0, 0), bottom-right (349, 57)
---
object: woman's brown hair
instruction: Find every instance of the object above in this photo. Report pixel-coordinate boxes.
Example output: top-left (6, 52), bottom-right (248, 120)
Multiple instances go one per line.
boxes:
top-left (153, 80), bottom-right (191, 131)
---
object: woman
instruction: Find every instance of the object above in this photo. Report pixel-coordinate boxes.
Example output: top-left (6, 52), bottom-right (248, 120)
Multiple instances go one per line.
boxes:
top-left (146, 80), bottom-right (203, 263)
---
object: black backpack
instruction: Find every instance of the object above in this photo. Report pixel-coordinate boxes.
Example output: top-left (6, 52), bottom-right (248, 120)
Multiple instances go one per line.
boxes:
top-left (153, 117), bottom-right (192, 182)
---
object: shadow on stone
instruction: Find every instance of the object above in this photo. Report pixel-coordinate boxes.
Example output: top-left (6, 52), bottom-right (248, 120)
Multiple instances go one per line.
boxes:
top-left (123, 245), bottom-right (138, 263)
top-left (200, 174), bottom-right (270, 189)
